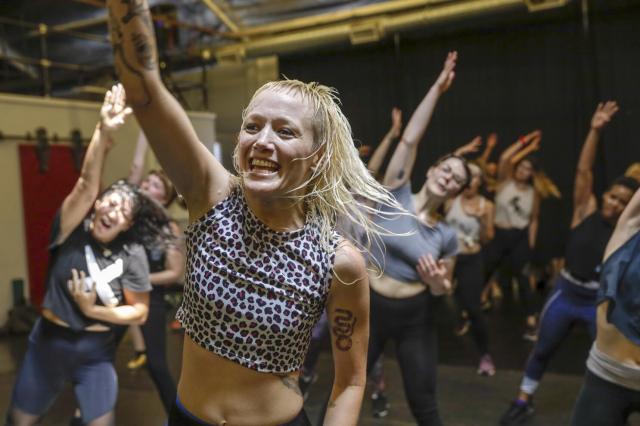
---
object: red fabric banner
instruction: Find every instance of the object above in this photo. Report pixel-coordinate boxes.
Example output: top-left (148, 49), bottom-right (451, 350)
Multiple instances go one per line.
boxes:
top-left (18, 145), bottom-right (80, 306)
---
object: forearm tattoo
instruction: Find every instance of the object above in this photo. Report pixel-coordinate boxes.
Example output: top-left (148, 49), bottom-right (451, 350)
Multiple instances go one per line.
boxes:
top-left (279, 376), bottom-right (302, 397)
top-left (332, 308), bottom-right (357, 352)
top-left (107, 0), bottom-right (155, 105)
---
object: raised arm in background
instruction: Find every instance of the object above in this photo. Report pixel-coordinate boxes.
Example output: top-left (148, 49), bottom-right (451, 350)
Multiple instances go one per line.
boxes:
top-left (106, 0), bottom-right (228, 220)
top-left (58, 84), bottom-right (132, 244)
top-left (367, 107), bottom-right (402, 178)
top-left (383, 51), bottom-right (457, 190)
top-left (511, 134), bottom-right (541, 166)
top-left (128, 130), bottom-right (148, 185)
top-left (572, 101), bottom-right (619, 228)
top-left (496, 130), bottom-right (541, 184)
top-left (479, 132), bottom-right (497, 166)
top-left (454, 135), bottom-right (482, 157)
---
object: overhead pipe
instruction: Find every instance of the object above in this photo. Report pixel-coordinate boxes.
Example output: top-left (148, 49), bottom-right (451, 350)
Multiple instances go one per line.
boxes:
top-left (212, 0), bottom-right (530, 60)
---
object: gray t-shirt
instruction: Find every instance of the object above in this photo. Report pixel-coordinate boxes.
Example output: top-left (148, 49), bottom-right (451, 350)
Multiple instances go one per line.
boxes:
top-left (42, 211), bottom-right (151, 331)
top-left (369, 183), bottom-right (458, 283)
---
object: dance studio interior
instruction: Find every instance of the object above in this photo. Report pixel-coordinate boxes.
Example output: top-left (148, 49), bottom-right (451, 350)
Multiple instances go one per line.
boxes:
top-left (1, 1), bottom-right (640, 425)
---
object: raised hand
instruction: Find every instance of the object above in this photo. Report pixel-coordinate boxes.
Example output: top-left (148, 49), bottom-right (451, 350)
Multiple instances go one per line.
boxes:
top-left (486, 133), bottom-right (498, 149)
top-left (455, 136), bottom-right (482, 156)
top-left (391, 107), bottom-right (403, 138)
top-left (67, 268), bottom-right (96, 314)
top-left (100, 83), bottom-right (133, 134)
top-left (591, 101), bottom-right (619, 131)
top-left (416, 254), bottom-right (451, 296)
top-left (434, 51), bottom-right (457, 94)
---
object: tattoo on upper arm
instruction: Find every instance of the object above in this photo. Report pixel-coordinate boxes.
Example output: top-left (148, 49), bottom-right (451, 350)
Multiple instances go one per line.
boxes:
top-left (332, 308), bottom-right (357, 351)
top-left (279, 376), bottom-right (302, 397)
top-left (397, 170), bottom-right (405, 180)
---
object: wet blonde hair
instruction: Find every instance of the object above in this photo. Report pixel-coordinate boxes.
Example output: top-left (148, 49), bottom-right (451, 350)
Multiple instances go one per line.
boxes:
top-left (233, 79), bottom-right (405, 254)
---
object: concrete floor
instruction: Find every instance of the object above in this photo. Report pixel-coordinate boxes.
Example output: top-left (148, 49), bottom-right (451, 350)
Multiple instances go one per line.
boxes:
top-left (1, 289), bottom-right (639, 426)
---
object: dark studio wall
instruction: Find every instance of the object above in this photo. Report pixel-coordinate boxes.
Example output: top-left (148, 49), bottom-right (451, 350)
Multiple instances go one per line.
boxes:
top-left (280, 0), bottom-right (640, 263)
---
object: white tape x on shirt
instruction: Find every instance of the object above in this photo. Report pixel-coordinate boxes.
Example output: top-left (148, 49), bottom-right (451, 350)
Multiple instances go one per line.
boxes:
top-left (84, 245), bottom-right (124, 307)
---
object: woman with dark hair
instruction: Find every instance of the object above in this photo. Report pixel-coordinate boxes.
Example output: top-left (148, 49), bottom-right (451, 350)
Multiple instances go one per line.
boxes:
top-left (482, 130), bottom-right (550, 339)
top-left (445, 161), bottom-right (496, 376)
top-left (123, 131), bottom-right (184, 414)
top-left (6, 85), bottom-right (172, 426)
top-left (501, 101), bottom-right (638, 425)
top-left (367, 51), bottom-right (470, 426)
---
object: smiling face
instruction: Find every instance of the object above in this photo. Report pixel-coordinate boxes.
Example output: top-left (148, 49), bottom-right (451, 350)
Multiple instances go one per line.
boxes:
top-left (90, 190), bottom-right (134, 244)
top-left (140, 173), bottom-right (168, 205)
top-left (601, 184), bottom-right (634, 221)
top-left (426, 157), bottom-right (468, 199)
top-left (236, 88), bottom-right (319, 198)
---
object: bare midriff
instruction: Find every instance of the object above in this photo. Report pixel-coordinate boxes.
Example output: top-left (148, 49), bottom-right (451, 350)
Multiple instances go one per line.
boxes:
top-left (177, 335), bottom-right (304, 426)
top-left (368, 271), bottom-right (426, 299)
top-left (595, 302), bottom-right (640, 366)
top-left (41, 308), bottom-right (110, 332)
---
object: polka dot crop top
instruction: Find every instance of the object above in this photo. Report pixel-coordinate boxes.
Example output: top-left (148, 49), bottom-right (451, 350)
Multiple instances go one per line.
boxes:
top-left (177, 187), bottom-right (339, 373)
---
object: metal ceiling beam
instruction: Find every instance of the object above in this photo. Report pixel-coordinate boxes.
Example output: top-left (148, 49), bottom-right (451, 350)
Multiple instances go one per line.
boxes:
top-left (201, 0), bottom-right (242, 33)
top-left (212, 0), bottom-right (536, 60)
top-left (228, 0), bottom-right (454, 37)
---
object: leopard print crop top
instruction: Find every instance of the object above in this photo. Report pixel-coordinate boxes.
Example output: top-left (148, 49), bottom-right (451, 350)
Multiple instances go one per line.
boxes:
top-left (177, 187), bottom-right (339, 373)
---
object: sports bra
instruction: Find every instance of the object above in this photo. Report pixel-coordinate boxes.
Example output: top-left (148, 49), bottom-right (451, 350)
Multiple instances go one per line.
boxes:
top-left (177, 187), bottom-right (340, 373)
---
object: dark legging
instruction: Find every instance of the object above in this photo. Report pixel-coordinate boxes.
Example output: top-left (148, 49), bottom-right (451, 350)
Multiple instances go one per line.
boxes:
top-left (571, 370), bottom-right (640, 426)
top-left (483, 227), bottom-right (536, 316)
top-left (141, 288), bottom-right (176, 414)
top-left (454, 252), bottom-right (489, 355)
top-left (368, 290), bottom-right (440, 426)
top-left (168, 398), bottom-right (311, 426)
top-left (521, 276), bottom-right (596, 392)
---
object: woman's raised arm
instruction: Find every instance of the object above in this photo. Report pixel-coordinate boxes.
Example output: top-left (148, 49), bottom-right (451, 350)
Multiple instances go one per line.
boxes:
top-left (106, 0), bottom-right (229, 219)
top-left (383, 51), bottom-right (457, 189)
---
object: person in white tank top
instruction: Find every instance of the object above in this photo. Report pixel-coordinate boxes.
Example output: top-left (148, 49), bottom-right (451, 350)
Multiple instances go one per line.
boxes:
top-left (446, 162), bottom-right (497, 376)
top-left (483, 131), bottom-right (544, 338)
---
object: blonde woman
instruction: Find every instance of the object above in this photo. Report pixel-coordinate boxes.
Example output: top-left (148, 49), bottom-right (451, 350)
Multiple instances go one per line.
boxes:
top-left (106, 1), bottom-right (405, 425)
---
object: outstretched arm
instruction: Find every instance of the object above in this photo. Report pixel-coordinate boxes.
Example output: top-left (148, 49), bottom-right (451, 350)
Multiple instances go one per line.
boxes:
top-left (58, 85), bottom-right (132, 244)
top-left (479, 133), bottom-right (497, 166)
top-left (496, 130), bottom-right (540, 183)
top-left (324, 242), bottom-right (369, 426)
top-left (454, 136), bottom-right (482, 157)
top-left (572, 101), bottom-right (619, 228)
top-left (511, 134), bottom-right (540, 166)
top-left (383, 51), bottom-right (457, 189)
top-left (128, 130), bottom-right (148, 185)
top-left (367, 107), bottom-right (402, 178)
top-left (106, 0), bottom-right (228, 220)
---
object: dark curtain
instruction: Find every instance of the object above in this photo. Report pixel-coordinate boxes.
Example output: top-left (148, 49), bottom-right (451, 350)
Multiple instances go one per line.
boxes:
top-left (280, 0), bottom-right (640, 262)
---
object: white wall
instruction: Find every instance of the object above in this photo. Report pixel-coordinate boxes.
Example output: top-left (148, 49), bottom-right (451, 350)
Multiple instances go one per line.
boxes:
top-left (0, 93), bottom-right (215, 326)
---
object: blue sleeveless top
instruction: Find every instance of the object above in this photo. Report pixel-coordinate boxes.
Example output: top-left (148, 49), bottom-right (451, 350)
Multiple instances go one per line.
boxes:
top-left (598, 230), bottom-right (640, 346)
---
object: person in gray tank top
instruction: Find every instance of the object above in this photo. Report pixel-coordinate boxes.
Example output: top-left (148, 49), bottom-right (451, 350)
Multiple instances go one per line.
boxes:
top-left (445, 162), bottom-right (496, 376)
top-left (366, 51), bottom-right (471, 426)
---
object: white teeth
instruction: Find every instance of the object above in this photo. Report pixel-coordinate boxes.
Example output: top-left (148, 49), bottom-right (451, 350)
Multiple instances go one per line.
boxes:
top-left (251, 158), bottom-right (279, 171)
